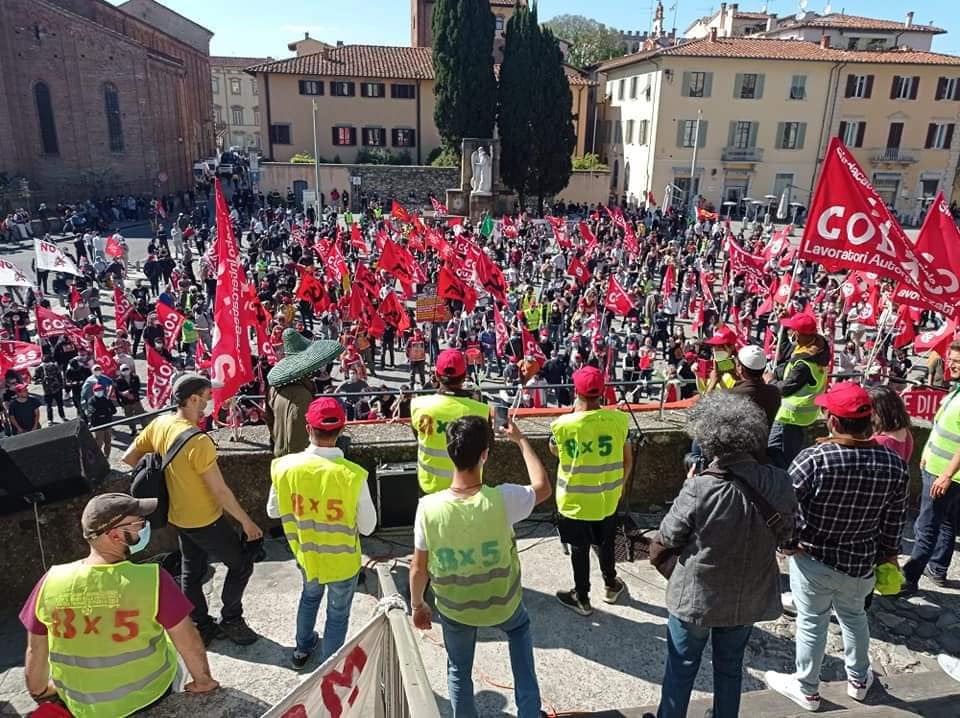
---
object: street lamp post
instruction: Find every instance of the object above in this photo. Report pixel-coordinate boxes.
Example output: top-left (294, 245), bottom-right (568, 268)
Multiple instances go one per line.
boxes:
top-left (311, 99), bottom-right (321, 219)
top-left (689, 108), bottom-right (702, 221)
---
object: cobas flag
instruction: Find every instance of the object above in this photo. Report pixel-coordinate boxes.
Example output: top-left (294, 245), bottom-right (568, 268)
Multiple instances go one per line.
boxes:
top-left (210, 178), bottom-right (253, 411)
top-left (156, 303), bottom-right (185, 353)
top-left (146, 344), bottom-right (177, 409)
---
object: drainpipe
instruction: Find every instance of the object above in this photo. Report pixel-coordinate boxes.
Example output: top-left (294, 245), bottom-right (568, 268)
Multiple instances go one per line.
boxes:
top-left (264, 74), bottom-right (273, 160)
top-left (416, 78), bottom-right (423, 164)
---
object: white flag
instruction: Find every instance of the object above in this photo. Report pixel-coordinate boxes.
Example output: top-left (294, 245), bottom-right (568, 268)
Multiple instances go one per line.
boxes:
top-left (34, 238), bottom-right (81, 275)
top-left (0, 259), bottom-right (33, 288)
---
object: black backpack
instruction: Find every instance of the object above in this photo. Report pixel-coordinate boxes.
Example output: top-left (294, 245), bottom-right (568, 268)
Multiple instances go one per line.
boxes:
top-left (130, 427), bottom-right (203, 528)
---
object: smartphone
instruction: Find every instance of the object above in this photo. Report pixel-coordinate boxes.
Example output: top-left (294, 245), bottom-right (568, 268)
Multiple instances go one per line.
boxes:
top-left (494, 404), bottom-right (509, 430)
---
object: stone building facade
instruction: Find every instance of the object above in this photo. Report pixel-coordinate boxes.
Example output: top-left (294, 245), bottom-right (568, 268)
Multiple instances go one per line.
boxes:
top-left (0, 0), bottom-right (215, 198)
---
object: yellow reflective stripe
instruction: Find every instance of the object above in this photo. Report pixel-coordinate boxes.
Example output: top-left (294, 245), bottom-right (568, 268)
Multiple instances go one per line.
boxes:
top-left (418, 459), bottom-right (453, 478)
top-left (49, 633), bottom-right (164, 670)
top-left (933, 424), bottom-right (960, 444)
top-left (281, 514), bottom-right (357, 536)
top-left (432, 565), bottom-right (513, 587)
top-left (285, 537), bottom-right (358, 554)
top-left (559, 461), bottom-right (623, 476)
top-left (53, 655), bottom-right (173, 705)
top-left (418, 443), bottom-right (450, 459)
top-left (433, 570), bottom-right (520, 612)
top-left (558, 477), bottom-right (624, 494)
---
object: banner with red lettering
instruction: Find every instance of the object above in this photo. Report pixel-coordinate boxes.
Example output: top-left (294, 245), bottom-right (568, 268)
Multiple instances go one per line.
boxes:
top-left (145, 345), bottom-right (177, 409)
top-left (156, 303), bottom-right (185, 353)
top-left (893, 191), bottom-right (960, 318)
top-left (210, 178), bottom-right (253, 411)
top-left (0, 341), bottom-right (43, 372)
top-left (34, 238), bottom-right (80, 275)
top-left (902, 388), bottom-right (948, 423)
top-left (262, 611), bottom-right (388, 718)
top-left (799, 138), bottom-right (925, 290)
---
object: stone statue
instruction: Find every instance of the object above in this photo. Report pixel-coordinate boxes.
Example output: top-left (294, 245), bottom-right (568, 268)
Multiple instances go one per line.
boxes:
top-left (470, 145), bottom-right (493, 194)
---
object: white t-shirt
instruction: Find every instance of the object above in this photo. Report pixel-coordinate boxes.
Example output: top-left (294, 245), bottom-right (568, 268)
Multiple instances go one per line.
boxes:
top-left (413, 484), bottom-right (535, 551)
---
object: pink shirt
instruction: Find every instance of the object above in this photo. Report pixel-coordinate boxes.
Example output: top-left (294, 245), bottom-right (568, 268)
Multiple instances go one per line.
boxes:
top-left (875, 432), bottom-right (914, 464)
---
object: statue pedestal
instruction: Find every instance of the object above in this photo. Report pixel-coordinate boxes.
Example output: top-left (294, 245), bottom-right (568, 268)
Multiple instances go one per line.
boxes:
top-left (444, 138), bottom-right (518, 223)
top-left (469, 193), bottom-right (494, 223)
top-left (445, 189), bottom-right (468, 217)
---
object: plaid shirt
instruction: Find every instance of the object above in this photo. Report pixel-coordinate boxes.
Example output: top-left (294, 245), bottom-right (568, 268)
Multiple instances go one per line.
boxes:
top-left (789, 441), bottom-right (908, 578)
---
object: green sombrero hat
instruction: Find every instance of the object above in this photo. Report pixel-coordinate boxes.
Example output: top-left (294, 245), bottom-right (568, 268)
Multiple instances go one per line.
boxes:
top-left (267, 329), bottom-right (344, 387)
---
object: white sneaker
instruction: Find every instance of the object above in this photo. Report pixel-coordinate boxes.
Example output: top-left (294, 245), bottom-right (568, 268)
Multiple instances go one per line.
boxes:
top-left (764, 670), bottom-right (821, 712)
top-left (939, 654), bottom-right (960, 683)
top-left (847, 669), bottom-right (874, 700)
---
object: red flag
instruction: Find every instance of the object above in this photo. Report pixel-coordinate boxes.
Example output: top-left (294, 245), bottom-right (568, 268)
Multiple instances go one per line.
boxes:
top-left (727, 236), bottom-right (767, 281)
top-left (93, 336), bottom-right (119, 378)
top-left (612, 208), bottom-right (639, 254)
top-left (347, 284), bottom-right (374, 323)
top-left (146, 344), bottom-right (177, 409)
top-left (500, 215), bottom-right (519, 239)
top-left (566, 256), bottom-right (592, 286)
top-left (0, 341), bottom-right (43, 372)
top-left (914, 320), bottom-right (957, 357)
top-left (691, 298), bottom-right (705, 335)
top-left (431, 197), bottom-right (448, 215)
top-left (578, 222), bottom-right (598, 253)
top-left (391, 200), bottom-right (411, 223)
top-left (324, 241), bottom-right (350, 288)
top-left (661, 263), bottom-right (676, 297)
top-left (893, 304), bottom-right (917, 350)
top-left (893, 191), bottom-right (960, 318)
top-left (604, 276), bottom-right (635, 316)
top-left (353, 263), bottom-right (382, 299)
top-left (700, 272), bottom-right (715, 306)
top-left (799, 137), bottom-right (925, 290)
top-left (156, 302), bottom-right (185, 353)
top-left (494, 303), bottom-right (510, 357)
top-left (646, 191), bottom-right (657, 207)
top-left (438, 265), bottom-right (477, 312)
top-left (774, 276), bottom-right (797, 306)
top-left (380, 291), bottom-right (411, 331)
top-left (294, 266), bottom-right (329, 312)
top-left (696, 207), bottom-right (719, 222)
top-left (155, 199), bottom-right (167, 220)
top-left (378, 238), bottom-right (417, 286)
top-left (113, 287), bottom-right (133, 334)
top-left (195, 338), bottom-right (212, 370)
top-left (69, 285), bottom-right (81, 310)
top-left (521, 328), bottom-right (546, 364)
top-left (857, 284), bottom-right (881, 327)
top-left (210, 178), bottom-right (253, 410)
top-left (763, 325), bottom-right (776, 359)
top-left (447, 216), bottom-right (463, 228)
top-left (35, 305), bottom-right (88, 348)
top-left (474, 250), bottom-right (508, 305)
top-left (105, 235), bottom-right (123, 258)
top-left (349, 223), bottom-right (367, 254)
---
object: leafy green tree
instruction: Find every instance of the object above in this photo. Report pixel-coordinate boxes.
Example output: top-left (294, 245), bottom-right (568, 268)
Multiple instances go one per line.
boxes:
top-left (543, 14), bottom-right (625, 68)
top-left (498, 3), bottom-right (576, 211)
top-left (432, 0), bottom-right (497, 153)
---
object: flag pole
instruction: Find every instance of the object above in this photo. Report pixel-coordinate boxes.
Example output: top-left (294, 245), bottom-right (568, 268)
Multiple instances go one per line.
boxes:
top-left (770, 258), bottom-right (805, 369)
top-left (861, 301), bottom-right (894, 382)
top-left (689, 108), bottom-right (702, 224)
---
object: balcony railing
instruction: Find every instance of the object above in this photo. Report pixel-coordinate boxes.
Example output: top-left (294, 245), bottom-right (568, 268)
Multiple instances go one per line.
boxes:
top-left (721, 146), bottom-right (763, 162)
top-left (871, 147), bottom-right (918, 163)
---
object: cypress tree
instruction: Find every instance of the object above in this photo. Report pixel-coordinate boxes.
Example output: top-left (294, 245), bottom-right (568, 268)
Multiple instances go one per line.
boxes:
top-left (497, 2), bottom-right (575, 212)
top-left (432, 0), bottom-right (498, 153)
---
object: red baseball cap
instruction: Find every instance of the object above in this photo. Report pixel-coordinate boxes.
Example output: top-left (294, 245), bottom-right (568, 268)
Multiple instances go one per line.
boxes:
top-left (436, 349), bottom-right (467, 377)
top-left (573, 366), bottom-right (605, 397)
top-left (814, 382), bottom-right (872, 419)
top-left (781, 313), bottom-right (818, 334)
top-left (305, 397), bottom-right (346, 430)
top-left (704, 326), bottom-right (738, 346)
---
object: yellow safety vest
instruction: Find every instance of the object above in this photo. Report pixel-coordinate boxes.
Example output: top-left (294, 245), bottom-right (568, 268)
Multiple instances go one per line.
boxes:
top-left (922, 385), bottom-right (960, 481)
top-left (35, 562), bottom-right (177, 718)
top-left (420, 486), bottom-right (521, 626)
top-left (271, 453), bottom-right (367, 584)
top-left (410, 394), bottom-right (489, 494)
top-left (774, 358), bottom-right (827, 426)
top-left (552, 408), bottom-right (629, 521)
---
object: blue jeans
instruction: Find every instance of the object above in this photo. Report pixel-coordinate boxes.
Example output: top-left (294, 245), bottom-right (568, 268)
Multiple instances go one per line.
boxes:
top-left (767, 421), bottom-right (807, 470)
top-left (438, 604), bottom-right (541, 718)
top-left (790, 553), bottom-right (874, 696)
top-left (657, 614), bottom-right (753, 718)
top-left (296, 571), bottom-right (359, 661)
top-left (903, 469), bottom-right (959, 583)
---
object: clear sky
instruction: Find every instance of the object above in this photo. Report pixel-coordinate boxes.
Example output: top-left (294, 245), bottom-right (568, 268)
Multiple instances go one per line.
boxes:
top-left (110, 0), bottom-right (959, 57)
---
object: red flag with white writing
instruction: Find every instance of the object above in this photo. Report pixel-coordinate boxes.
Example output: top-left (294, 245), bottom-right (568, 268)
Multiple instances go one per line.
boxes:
top-left (914, 319), bottom-right (957, 357)
top-left (799, 137), bottom-right (925, 289)
top-left (438, 265), bottom-right (477, 312)
top-left (378, 238), bottom-right (417, 287)
top-left (105, 235), bottom-right (124, 258)
top-left (156, 302), bottom-right (185, 353)
top-left (474, 250), bottom-right (508, 305)
top-left (430, 196), bottom-right (448, 215)
top-left (210, 178), bottom-right (253, 410)
top-left (35, 305), bottom-right (88, 348)
top-left (892, 191), bottom-right (960, 318)
top-left (0, 341), bottom-right (43, 373)
top-left (893, 304), bottom-right (916, 350)
top-left (521, 327), bottom-right (546, 364)
top-left (350, 223), bottom-right (367, 254)
top-left (146, 345), bottom-right (177, 408)
top-left (662, 263), bottom-right (676, 296)
top-left (93, 336), bottom-right (119, 378)
top-left (113, 286), bottom-right (133, 334)
top-left (604, 276), bottom-right (635, 316)
top-left (494, 303), bottom-right (510, 358)
top-left (567, 256), bottom-right (592, 286)
top-left (578, 222), bottom-right (598, 253)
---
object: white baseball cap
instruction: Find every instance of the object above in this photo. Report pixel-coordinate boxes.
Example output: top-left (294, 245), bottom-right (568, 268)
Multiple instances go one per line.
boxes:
top-left (737, 345), bottom-right (767, 372)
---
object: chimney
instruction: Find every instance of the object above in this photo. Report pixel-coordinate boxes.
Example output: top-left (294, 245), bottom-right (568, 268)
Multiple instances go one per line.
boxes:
top-left (720, 2), bottom-right (727, 20)
top-left (766, 13), bottom-right (777, 32)
top-left (709, 27), bottom-right (718, 42)
top-left (336, 40), bottom-right (344, 47)
top-left (820, 34), bottom-right (830, 48)
top-left (905, 11), bottom-right (914, 28)
top-left (304, 31), bottom-right (310, 39)
top-left (320, 46), bottom-right (330, 60)
top-left (731, 3), bottom-right (738, 14)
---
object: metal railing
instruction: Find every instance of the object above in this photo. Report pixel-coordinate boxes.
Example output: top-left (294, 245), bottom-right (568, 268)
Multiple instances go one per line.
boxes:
top-left (721, 146), bottom-right (763, 162)
top-left (374, 564), bottom-right (441, 718)
top-left (870, 147), bottom-right (918, 163)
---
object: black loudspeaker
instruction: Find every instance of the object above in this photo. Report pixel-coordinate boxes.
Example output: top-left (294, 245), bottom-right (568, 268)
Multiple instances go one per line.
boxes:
top-left (371, 462), bottom-right (420, 529)
top-left (0, 420), bottom-right (110, 514)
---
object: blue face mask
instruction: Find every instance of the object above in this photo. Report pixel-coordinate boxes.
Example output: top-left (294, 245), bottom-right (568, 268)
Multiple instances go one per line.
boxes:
top-left (126, 522), bottom-right (151, 554)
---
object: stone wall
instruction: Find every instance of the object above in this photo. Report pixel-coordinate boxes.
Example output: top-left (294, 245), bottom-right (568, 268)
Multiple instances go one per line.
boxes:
top-left (0, 416), bottom-right (931, 608)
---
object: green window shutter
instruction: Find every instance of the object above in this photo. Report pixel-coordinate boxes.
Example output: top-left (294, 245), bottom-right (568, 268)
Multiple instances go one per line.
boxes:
top-left (748, 121), bottom-right (758, 148)
top-left (681, 72), bottom-right (691, 97)
top-left (755, 74), bottom-right (765, 99)
top-left (677, 120), bottom-right (687, 147)
top-left (728, 121), bottom-right (737, 147)
top-left (797, 123), bottom-right (807, 149)
top-left (698, 120), bottom-right (709, 147)
top-left (703, 73), bottom-right (713, 97)
top-left (734, 73), bottom-right (743, 99)
top-left (775, 122), bottom-right (785, 149)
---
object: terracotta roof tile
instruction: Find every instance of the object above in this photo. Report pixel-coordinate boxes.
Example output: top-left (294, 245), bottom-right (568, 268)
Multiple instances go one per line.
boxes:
top-left (246, 45), bottom-right (434, 79)
top-left (598, 37), bottom-right (960, 71)
top-left (789, 13), bottom-right (944, 34)
top-left (734, 11), bottom-right (770, 19)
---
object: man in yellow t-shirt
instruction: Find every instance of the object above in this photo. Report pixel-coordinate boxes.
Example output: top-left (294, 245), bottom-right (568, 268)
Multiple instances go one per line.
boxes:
top-left (122, 374), bottom-right (263, 647)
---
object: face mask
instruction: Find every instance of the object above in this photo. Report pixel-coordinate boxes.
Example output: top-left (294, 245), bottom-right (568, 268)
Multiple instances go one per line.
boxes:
top-left (713, 349), bottom-right (730, 361)
top-left (201, 399), bottom-right (215, 418)
top-left (125, 522), bottom-right (151, 554)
